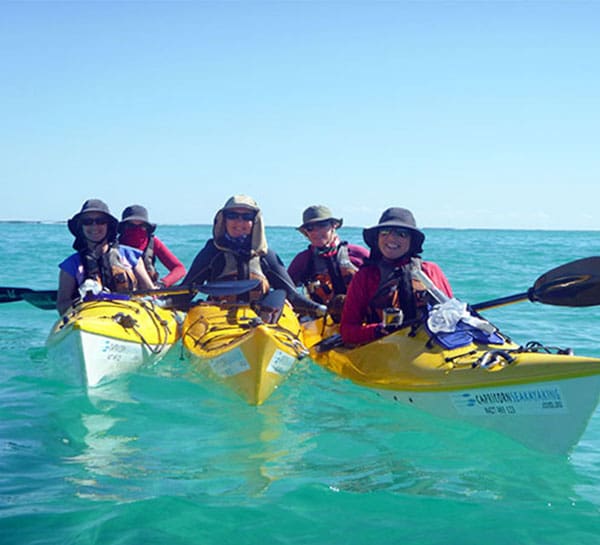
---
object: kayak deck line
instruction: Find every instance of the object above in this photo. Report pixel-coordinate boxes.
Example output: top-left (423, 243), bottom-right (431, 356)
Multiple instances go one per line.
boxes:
top-left (182, 301), bottom-right (307, 405)
top-left (46, 297), bottom-right (184, 388)
top-left (301, 316), bottom-right (600, 453)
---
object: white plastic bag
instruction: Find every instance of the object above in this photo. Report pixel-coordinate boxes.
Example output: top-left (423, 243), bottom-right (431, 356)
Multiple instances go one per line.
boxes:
top-left (427, 298), bottom-right (496, 334)
top-left (78, 279), bottom-right (103, 300)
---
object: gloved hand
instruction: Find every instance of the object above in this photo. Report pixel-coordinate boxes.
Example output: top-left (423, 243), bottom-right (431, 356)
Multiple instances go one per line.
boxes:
top-left (310, 302), bottom-right (327, 318)
top-left (295, 299), bottom-right (327, 318)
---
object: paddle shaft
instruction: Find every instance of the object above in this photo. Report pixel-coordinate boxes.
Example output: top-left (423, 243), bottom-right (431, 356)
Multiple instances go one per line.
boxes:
top-left (471, 291), bottom-right (530, 311)
top-left (0, 279), bottom-right (262, 310)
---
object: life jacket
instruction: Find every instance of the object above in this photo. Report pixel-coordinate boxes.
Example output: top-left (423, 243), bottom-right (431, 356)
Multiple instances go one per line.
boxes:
top-left (305, 243), bottom-right (358, 305)
top-left (141, 236), bottom-right (158, 282)
top-left (367, 258), bottom-right (435, 324)
top-left (210, 200), bottom-right (269, 303)
top-left (209, 250), bottom-right (269, 303)
top-left (80, 244), bottom-right (138, 293)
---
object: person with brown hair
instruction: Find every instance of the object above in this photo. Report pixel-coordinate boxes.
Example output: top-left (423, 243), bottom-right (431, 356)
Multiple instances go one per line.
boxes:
top-left (56, 199), bottom-right (155, 315)
top-left (340, 207), bottom-right (452, 345)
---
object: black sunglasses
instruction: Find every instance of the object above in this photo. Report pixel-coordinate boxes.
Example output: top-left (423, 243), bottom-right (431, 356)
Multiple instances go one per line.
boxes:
top-left (224, 211), bottom-right (256, 221)
top-left (81, 217), bottom-right (109, 226)
top-left (379, 227), bottom-right (410, 238)
top-left (304, 220), bottom-right (332, 232)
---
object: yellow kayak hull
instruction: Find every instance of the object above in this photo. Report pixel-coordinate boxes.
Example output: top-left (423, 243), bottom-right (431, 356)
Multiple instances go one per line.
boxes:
top-left (46, 298), bottom-right (183, 387)
top-left (303, 318), bottom-right (600, 453)
top-left (182, 302), bottom-right (307, 405)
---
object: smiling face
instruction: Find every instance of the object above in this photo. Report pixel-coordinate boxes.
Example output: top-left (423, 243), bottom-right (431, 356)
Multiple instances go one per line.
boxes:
top-left (377, 227), bottom-right (412, 260)
top-left (79, 213), bottom-right (109, 244)
top-left (223, 208), bottom-right (255, 238)
top-left (302, 220), bottom-right (336, 248)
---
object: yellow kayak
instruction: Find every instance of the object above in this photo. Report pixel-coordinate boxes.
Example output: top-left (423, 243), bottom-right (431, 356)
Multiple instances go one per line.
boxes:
top-left (47, 296), bottom-right (184, 387)
top-left (302, 317), bottom-right (600, 453)
top-left (182, 301), bottom-right (308, 405)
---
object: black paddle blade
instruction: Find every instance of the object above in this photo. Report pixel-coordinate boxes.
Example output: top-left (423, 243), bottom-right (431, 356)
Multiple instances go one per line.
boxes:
top-left (0, 287), bottom-right (57, 310)
top-left (21, 290), bottom-right (58, 310)
top-left (0, 287), bottom-right (29, 304)
top-left (531, 257), bottom-right (600, 307)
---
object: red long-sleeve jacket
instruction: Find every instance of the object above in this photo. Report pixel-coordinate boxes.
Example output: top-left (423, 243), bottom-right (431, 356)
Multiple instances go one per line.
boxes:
top-left (340, 261), bottom-right (453, 345)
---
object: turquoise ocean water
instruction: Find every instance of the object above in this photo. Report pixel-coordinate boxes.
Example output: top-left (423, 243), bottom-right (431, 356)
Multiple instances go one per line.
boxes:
top-left (2, 223), bottom-right (600, 544)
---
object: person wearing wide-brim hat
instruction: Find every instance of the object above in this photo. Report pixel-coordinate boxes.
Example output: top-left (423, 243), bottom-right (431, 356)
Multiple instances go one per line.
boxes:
top-left (288, 205), bottom-right (369, 319)
top-left (340, 207), bottom-right (453, 345)
top-left (118, 204), bottom-right (186, 288)
top-left (173, 195), bottom-right (326, 317)
top-left (56, 199), bottom-right (156, 315)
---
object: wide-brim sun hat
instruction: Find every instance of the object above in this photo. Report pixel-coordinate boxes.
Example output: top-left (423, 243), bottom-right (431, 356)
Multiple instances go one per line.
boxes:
top-left (298, 205), bottom-right (343, 231)
top-left (363, 207), bottom-right (425, 253)
top-left (67, 199), bottom-right (119, 237)
top-left (213, 195), bottom-right (268, 256)
top-left (119, 204), bottom-right (157, 234)
top-left (220, 194), bottom-right (261, 213)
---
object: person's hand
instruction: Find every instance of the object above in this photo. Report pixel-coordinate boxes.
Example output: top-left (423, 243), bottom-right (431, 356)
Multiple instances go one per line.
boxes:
top-left (327, 294), bottom-right (346, 323)
top-left (311, 303), bottom-right (327, 318)
top-left (374, 323), bottom-right (402, 338)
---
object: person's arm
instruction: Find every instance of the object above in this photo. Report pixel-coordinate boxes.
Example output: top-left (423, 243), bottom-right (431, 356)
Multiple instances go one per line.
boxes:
top-left (120, 245), bottom-right (156, 290)
top-left (179, 241), bottom-right (214, 287)
top-left (152, 237), bottom-right (187, 287)
top-left (133, 259), bottom-right (156, 290)
top-left (348, 244), bottom-right (370, 268)
top-left (287, 249), bottom-right (311, 286)
top-left (263, 250), bottom-right (325, 315)
top-left (56, 268), bottom-right (78, 315)
top-left (340, 267), bottom-right (380, 345)
top-left (166, 242), bottom-right (215, 309)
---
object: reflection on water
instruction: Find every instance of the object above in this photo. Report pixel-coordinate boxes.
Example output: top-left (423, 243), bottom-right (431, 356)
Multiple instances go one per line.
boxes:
top-left (61, 367), bottom-right (309, 501)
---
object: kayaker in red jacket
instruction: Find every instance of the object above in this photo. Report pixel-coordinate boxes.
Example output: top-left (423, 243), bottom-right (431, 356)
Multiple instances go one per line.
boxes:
top-left (288, 205), bottom-right (369, 321)
top-left (118, 204), bottom-right (186, 288)
top-left (340, 207), bottom-right (453, 345)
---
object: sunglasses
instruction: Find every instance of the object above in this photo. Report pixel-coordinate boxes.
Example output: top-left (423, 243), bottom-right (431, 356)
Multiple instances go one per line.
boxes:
top-left (379, 228), bottom-right (411, 238)
top-left (224, 211), bottom-right (256, 221)
top-left (304, 220), bottom-right (332, 232)
top-left (80, 217), bottom-right (109, 226)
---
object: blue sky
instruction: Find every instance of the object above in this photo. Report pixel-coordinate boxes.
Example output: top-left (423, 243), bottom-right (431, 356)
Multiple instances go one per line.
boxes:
top-left (2, 1), bottom-right (599, 230)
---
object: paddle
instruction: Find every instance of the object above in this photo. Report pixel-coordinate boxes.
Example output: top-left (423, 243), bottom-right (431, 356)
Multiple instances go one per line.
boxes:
top-left (0, 287), bottom-right (58, 310)
top-left (471, 257), bottom-right (600, 311)
top-left (0, 279), bottom-right (261, 311)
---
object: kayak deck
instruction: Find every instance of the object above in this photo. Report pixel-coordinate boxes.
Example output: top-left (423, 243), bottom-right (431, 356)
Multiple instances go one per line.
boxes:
top-left (47, 298), bottom-right (183, 387)
top-left (182, 301), bottom-right (307, 405)
top-left (302, 317), bottom-right (600, 453)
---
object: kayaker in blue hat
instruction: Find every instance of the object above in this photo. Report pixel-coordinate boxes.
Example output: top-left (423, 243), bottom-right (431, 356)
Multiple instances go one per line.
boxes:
top-left (340, 207), bottom-right (453, 345)
top-left (56, 199), bottom-right (156, 315)
top-left (118, 204), bottom-right (186, 288)
top-left (174, 195), bottom-right (326, 317)
top-left (288, 205), bottom-right (369, 322)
